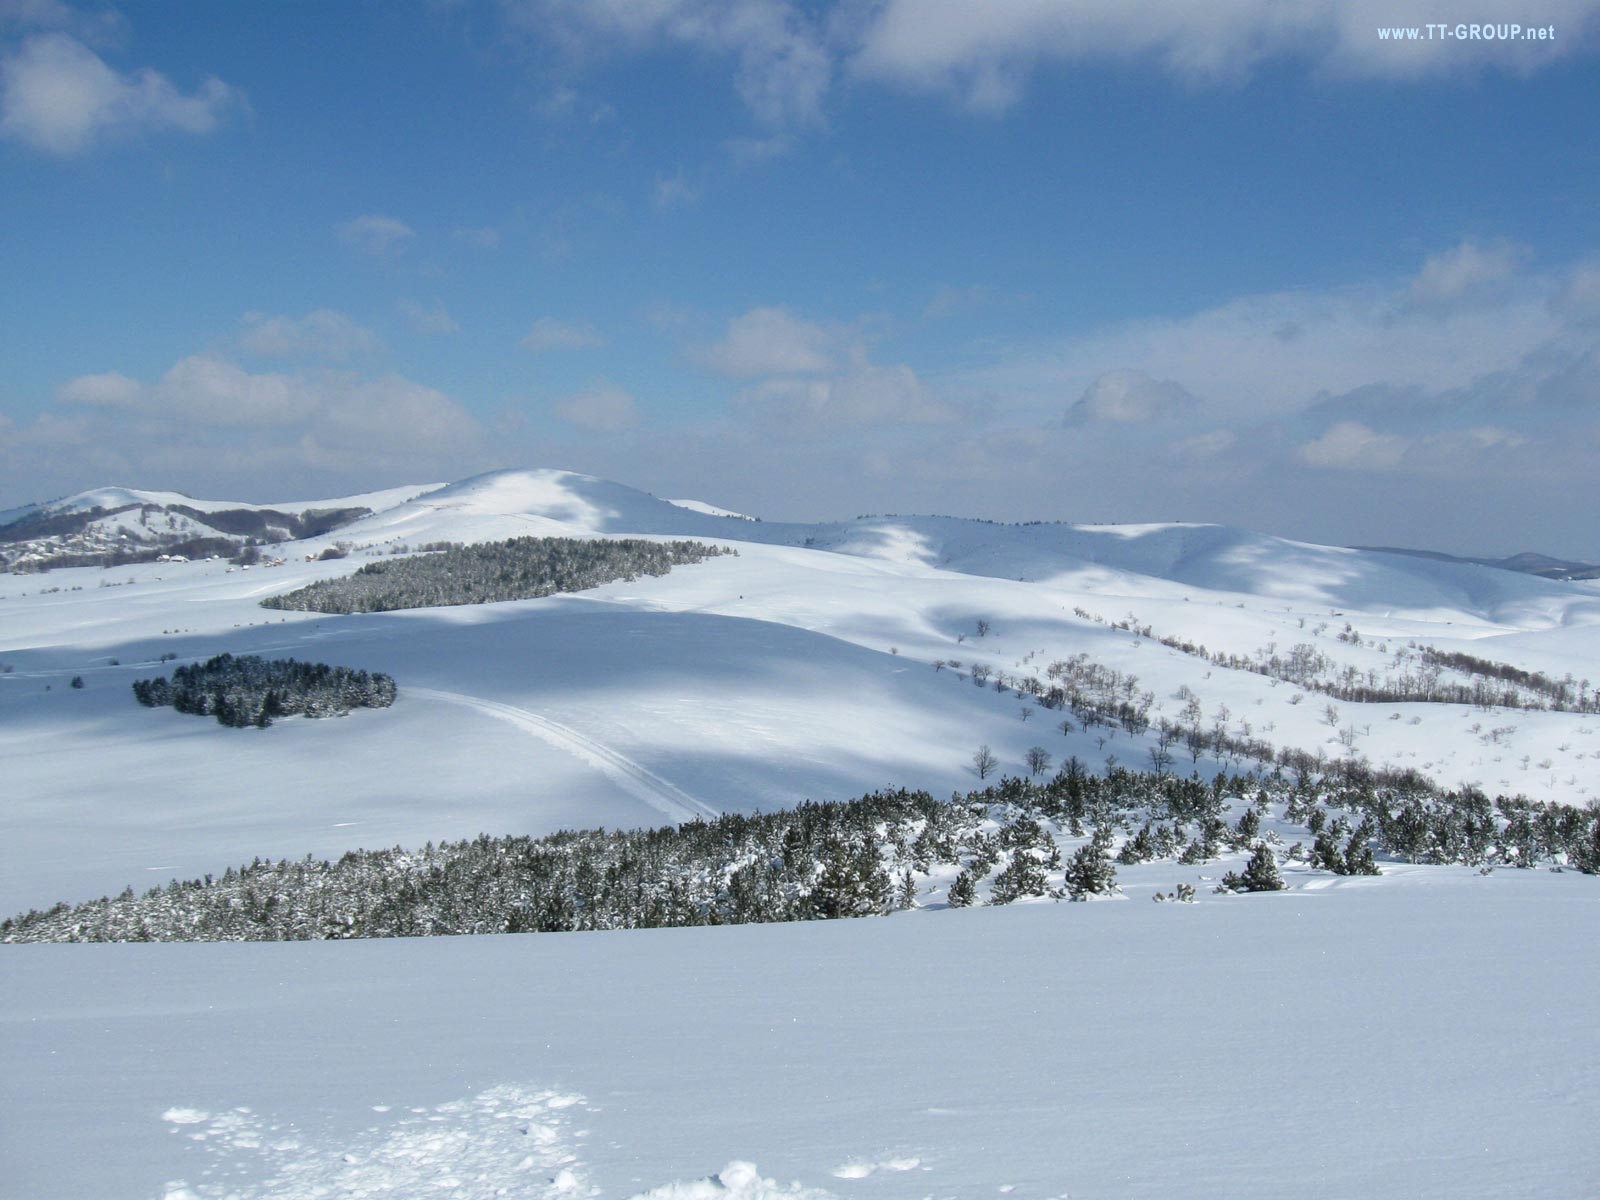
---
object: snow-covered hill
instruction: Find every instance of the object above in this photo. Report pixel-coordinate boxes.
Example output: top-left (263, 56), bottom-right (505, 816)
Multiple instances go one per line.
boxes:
top-left (3, 466), bottom-right (1599, 1198)
top-left (3, 466), bottom-right (1599, 913)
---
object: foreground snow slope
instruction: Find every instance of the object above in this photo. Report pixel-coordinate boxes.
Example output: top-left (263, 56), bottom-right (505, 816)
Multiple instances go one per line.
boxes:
top-left (4, 468), bottom-right (1600, 914)
top-left (3, 870), bottom-right (1596, 1199)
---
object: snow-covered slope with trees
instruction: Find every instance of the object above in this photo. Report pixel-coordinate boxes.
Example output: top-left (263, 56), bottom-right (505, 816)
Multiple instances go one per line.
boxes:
top-left (3, 467), bottom-right (1599, 1197)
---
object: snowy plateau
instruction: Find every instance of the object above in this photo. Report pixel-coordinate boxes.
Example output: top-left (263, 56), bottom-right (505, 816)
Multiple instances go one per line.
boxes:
top-left (2, 467), bottom-right (1598, 1198)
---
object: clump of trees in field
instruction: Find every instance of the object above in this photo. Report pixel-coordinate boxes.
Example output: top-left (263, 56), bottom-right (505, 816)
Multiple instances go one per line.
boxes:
top-left (131, 653), bottom-right (396, 728)
top-left (259, 536), bottom-right (734, 614)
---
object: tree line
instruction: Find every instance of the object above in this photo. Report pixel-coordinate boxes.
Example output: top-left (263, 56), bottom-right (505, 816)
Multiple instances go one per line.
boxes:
top-left (6, 758), bottom-right (1595, 944)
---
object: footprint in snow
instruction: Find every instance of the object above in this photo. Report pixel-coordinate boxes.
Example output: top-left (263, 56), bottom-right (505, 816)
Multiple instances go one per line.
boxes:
top-left (831, 1156), bottom-right (921, 1179)
top-left (158, 1084), bottom-right (595, 1200)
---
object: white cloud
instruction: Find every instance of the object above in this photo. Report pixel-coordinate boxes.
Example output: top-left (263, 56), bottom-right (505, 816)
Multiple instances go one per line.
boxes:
top-left (154, 355), bottom-right (314, 427)
top-left (313, 375), bottom-right (479, 454)
top-left (697, 304), bottom-right (955, 432)
top-left (1168, 429), bottom-right (1238, 460)
top-left (55, 370), bottom-right (141, 407)
top-left (398, 299), bottom-right (460, 336)
top-left (505, 0), bottom-right (831, 128)
top-left (0, 32), bottom-right (241, 154)
top-left (652, 170), bottom-right (701, 210)
top-left (239, 310), bottom-right (380, 360)
top-left (1066, 368), bottom-right (1199, 424)
top-left (33, 354), bottom-right (483, 488)
top-left (735, 362), bottom-right (952, 433)
top-left (338, 213), bottom-right (415, 256)
top-left (521, 317), bottom-right (604, 353)
top-left (725, 132), bottom-right (792, 164)
top-left (1406, 239), bottom-right (1527, 306)
top-left (1297, 421), bottom-right (1528, 472)
top-left (452, 225), bottom-right (502, 249)
top-left (850, 1), bottom-right (1600, 109)
top-left (960, 241), bottom-right (1567, 425)
top-left (0, 0), bottom-right (126, 45)
top-left (698, 307), bottom-right (834, 377)
top-left (552, 382), bottom-right (640, 432)
top-left (1298, 421), bottom-right (1409, 470)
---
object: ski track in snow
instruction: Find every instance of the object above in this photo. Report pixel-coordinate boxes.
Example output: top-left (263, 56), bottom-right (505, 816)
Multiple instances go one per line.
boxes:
top-left (407, 686), bottom-right (720, 825)
top-left (159, 1085), bottom-right (598, 1200)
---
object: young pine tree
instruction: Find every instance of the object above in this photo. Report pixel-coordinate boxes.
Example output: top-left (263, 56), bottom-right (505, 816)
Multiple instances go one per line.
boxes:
top-left (1219, 843), bottom-right (1286, 893)
top-left (946, 868), bottom-right (979, 908)
top-left (1064, 828), bottom-right (1117, 900)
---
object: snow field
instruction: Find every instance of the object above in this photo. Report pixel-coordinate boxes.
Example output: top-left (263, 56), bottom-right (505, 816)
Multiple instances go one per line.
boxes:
top-left (4, 869), bottom-right (1596, 1198)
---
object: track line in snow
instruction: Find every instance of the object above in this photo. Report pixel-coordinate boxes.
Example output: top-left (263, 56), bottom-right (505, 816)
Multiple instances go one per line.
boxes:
top-left (407, 686), bottom-right (720, 824)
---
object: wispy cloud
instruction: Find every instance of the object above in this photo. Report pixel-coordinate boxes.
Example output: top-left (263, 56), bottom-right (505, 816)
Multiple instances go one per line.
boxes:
top-left (239, 310), bottom-right (381, 361)
top-left (698, 304), bottom-right (954, 432)
top-left (850, 1), bottom-right (1600, 111)
top-left (552, 381), bottom-right (640, 432)
top-left (338, 213), bottom-right (416, 257)
top-left (398, 299), bottom-right (460, 336)
top-left (502, 0), bottom-right (832, 128)
top-left (521, 317), bottom-right (604, 353)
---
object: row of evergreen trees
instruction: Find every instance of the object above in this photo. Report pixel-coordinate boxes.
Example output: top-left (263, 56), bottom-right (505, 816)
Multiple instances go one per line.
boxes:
top-left (131, 653), bottom-right (397, 727)
top-left (259, 536), bottom-right (734, 614)
top-left (6, 760), bottom-right (1596, 943)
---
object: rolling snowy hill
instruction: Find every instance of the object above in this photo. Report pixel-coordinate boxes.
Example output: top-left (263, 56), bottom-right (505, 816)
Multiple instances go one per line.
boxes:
top-left (4, 467), bottom-right (1600, 914)
top-left (3, 467), bottom-right (1598, 1198)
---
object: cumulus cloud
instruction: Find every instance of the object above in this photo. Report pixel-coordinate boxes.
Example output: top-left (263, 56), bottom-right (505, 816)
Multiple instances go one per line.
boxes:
top-left (153, 355), bottom-right (314, 427)
top-left (1066, 368), bottom-right (1199, 425)
top-left (552, 382), bottom-right (640, 432)
top-left (44, 355), bottom-right (481, 477)
top-left (0, 32), bottom-right (242, 154)
top-left (521, 317), bottom-right (604, 353)
top-left (55, 370), bottom-right (141, 407)
top-left (698, 307), bottom-right (834, 377)
top-left (1406, 239), bottom-right (1527, 306)
top-left (697, 304), bottom-right (955, 432)
top-left (239, 310), bottom-right (380, 360)
top-left (338, 213), bottom-right (415, 256)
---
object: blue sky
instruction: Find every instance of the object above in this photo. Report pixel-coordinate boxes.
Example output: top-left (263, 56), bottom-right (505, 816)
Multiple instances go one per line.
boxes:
top-left (3, 1), bottom-right (1600, 557)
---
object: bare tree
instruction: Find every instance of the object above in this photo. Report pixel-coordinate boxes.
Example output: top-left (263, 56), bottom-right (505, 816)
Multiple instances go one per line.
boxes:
top-left (1025, 746), bottom-right (1052, 777)
top-left (972, 744), bottom-right (998, 779)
